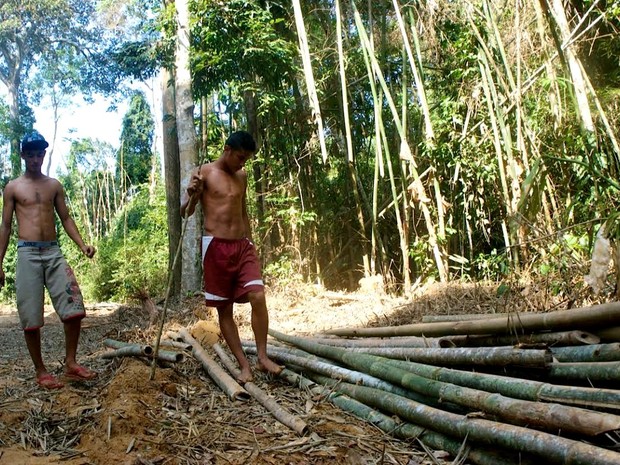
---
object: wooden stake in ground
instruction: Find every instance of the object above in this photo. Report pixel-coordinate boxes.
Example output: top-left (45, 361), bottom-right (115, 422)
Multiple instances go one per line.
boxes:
top-left (149, 207), bottom-right (193, 381)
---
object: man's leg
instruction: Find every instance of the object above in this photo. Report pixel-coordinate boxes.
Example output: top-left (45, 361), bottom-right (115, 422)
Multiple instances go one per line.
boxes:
top-left (247, 290), bottom-right (283, 376)
top-left (216, 303), bottom-right (253, 383)
top-left (24, 329), bottom-right (48, 376)
top-left (24, 329), bottom-right (63, 389)
top-left (63, 318), bottom-right (96, 380)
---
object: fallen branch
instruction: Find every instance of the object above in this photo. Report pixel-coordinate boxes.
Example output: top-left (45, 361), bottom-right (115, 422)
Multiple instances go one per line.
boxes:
top-left (178, 328), bottom-right (250, 402)
top-left (212, 343), bottom-right (308, 435)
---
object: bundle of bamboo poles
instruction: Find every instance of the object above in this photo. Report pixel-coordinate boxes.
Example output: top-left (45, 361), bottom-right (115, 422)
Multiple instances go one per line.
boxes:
top-left (241, 301), bottom-right (620, 465)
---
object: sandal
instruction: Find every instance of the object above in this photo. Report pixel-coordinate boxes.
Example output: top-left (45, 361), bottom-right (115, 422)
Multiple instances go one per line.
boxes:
top-left (36, 373), bottom-right (64, 390)
top-left (64, 365), bottom-right (98, 381)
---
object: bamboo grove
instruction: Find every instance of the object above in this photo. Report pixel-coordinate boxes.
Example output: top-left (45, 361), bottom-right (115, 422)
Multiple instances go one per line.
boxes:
top-left (185, 0), bottom-right (620, 294)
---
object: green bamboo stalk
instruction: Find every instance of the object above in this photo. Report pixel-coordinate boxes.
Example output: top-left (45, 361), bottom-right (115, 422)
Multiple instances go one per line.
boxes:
top-left (291, 0), bottom-right (328, 162)
top-left (312, 378), bottom-right (620, 465)
top-left (295, 335), bottom-right (440, 348)
top-left (551, 343), bottom-right (620, 362)
top-left (353, 1), bottom-right (447, 282)
top-left (268, 329), bottom-right (620, 436)
top-left (548, 361), bottom-right (620, 382)
top-left (329, 346), bottom-right (552, 368)
top-left (279, 369), bottom-right (533, 465)
top-left (243, 343), bottom-right (458, 412)
top-left (392, 0), bottom-right (434, 140)
top-left (324, 300), bottom-right (620, 337)
top-left (383, 357), bottom-right (620, 413)
top-left (255, 340), bottom-right (620, 412)
top-left (440, 330), bottom-right (600, 348)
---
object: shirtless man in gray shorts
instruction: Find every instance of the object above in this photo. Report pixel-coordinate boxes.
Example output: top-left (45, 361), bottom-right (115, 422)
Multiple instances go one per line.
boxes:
top-left (0, 131), bottom-right (97, 389)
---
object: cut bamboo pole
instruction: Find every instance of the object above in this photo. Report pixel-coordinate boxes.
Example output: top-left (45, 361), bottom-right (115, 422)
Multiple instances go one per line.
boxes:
top-left (268, 329), bottom-right (620, 436)
top-left (423, 313), bottom-right (511, 322)
top-left (440, 330), bottom-right (600, 348)
top-left (103, 339), bottom-right (184, 363)
top-left (178, 328), bottom-right (250, 401)
top-left (279, 369), bottom-right (535, 465)
top-left (548, 361), bottom-right (620, 382)
top-left (550, 343), bottom-right (620, 362)
top-left (243, 343), bottom-right (456, 412)
top-left (212, 343), bottom-right (308, 435)
top-left (248, 340), bottom-right (620, 413)
top-left (295, 335), bottom-right (440, 348)
top-left (159, 340), bottom-right (192, 352)
top-left (313, 378), bottom-right (620, 465)
top-left (261, 340), bottom-right (620, 412)
top-left (103, 339), bottom-right (152, 355)
top-left (334, 346), bottom-right (552, 367)
top-left (383, 358), bottom-right (620, 413)
top-left (101, 346), bottom-right (150, 359)
top-left (324, 301), bottom-right (620, 337)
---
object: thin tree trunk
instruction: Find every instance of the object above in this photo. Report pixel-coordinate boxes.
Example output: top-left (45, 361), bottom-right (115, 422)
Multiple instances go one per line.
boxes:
top-left (174, 0), bottom-right (201, 293)
top-left (162, 66), bottom-right (182, 298)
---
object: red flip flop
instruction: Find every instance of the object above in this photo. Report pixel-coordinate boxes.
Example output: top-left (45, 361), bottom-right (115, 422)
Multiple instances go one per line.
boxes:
top-left (64, 365), bottom-right (98, 381)
top-left (36, 373), bottom-right (64, 390)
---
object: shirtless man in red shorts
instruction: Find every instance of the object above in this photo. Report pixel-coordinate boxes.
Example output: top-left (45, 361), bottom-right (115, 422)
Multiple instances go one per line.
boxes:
top-left (0, 131), bottom-right (97, 390)
top-left (181, 130), bottom-right (282, 383)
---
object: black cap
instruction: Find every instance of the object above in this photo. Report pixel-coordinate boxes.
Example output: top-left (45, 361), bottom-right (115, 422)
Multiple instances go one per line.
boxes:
top-left (21, 131), bottom-right (49, 151)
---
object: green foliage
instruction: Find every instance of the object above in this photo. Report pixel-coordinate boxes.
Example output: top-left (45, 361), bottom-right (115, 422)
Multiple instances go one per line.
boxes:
top-left (116, 90), bottom-right (155, 187)
top-left (88, 185), bottom-right (168, 302)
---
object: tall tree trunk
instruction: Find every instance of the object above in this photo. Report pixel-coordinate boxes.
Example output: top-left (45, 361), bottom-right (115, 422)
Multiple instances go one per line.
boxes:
top-left (162, 67), bottom-right (182, 298)
top-left (174, 0), bottom-right (201, 294)
top-left (243, 88), bottom-right (271, 261)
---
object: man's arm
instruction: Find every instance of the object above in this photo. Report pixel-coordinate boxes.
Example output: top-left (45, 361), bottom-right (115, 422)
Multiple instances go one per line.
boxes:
top-left (54, 181), bottom-right (96, 258)
top-left (0, 183), bottom-right (16, 287)
top-left (240, 172), bottom-right (253, 242)
top-left (180, 168), bottom-right (204, 218)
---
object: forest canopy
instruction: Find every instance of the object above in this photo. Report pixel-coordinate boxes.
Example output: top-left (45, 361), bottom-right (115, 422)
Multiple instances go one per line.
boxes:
top-left (0, 0), bottom-right (619, 303)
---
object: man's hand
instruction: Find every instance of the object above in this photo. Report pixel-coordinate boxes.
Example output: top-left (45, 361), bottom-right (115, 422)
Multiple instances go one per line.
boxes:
top-left (187, 171), bottom-right (204, 199)
top-left (82, 245), bottom-right (96, 259)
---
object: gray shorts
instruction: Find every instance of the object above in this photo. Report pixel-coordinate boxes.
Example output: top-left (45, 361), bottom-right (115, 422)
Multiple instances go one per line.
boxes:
top-left (16, 243), bottom-right (86, 330)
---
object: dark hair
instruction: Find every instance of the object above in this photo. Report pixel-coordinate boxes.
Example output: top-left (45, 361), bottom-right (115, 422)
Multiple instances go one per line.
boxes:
top-left (225, 131), bottom-right (256, 152)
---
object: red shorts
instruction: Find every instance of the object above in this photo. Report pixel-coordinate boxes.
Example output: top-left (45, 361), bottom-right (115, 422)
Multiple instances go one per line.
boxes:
top-left (201, 236), bottom-right (264, 307)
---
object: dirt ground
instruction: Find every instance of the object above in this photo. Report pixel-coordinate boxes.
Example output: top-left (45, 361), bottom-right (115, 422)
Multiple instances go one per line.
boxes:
top-left (0, 278), bottom-right (603, 465)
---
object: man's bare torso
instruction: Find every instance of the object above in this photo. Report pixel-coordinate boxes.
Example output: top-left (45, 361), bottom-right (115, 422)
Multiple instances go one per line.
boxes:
top-left (200, 163), bottom-right (248, 240)
top-left (8, 175), bottom-right (61, 242)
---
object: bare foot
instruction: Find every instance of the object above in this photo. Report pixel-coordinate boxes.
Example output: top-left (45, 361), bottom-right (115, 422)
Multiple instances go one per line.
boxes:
top-left (36, 373), bottom-right (64, 390)
top-left (237, 367), bottom-right (253, 384)
top-left (256, 357), bottom-right (284, 376)
top-left (64, 364), bottom-right (98, 381)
